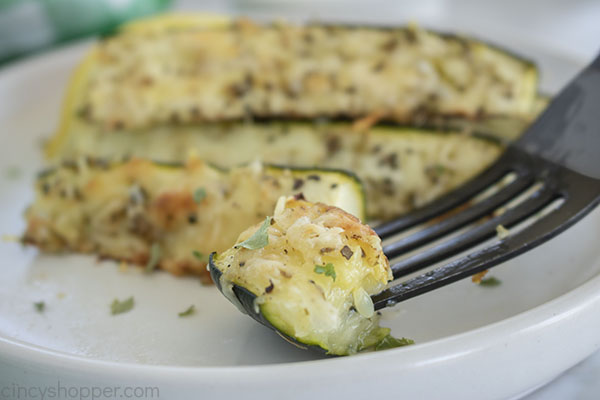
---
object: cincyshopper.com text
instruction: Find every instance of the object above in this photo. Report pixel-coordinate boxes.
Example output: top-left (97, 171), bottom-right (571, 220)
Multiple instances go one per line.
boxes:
top-left (1, 381), bottom-right (159, 400)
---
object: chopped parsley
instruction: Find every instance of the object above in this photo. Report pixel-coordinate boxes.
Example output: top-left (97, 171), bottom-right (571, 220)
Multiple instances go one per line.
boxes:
top-left (479, 277), bottom-right (502, 287)
top-left (33, 301), bottom-right (45, 313)
top-left (145, 243), bottom-right (161, 273)
top-left (235, 216), bottom-right (271, 250)
top-left (110, 297), bottom-right (134, 315)
top-left (375, 335), bottom-right (415, 350)
top-left (178, 305), bottom-right (196, 317)
top-left (435, 164), bottom-right (446, 174)
top-left (314, 263), bottom-right (336, 281)
top-left (192, 250), bottom-right (205, 261)
top-left (193, 187), bottom-right (207, 204)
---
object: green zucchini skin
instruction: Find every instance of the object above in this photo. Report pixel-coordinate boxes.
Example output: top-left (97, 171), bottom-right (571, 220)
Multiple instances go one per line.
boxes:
top-left (208, 253), bottom-right (330, 355)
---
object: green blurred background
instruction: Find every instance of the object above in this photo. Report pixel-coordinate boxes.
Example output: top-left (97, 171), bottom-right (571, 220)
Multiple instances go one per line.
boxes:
top-left (1, 0), bottom-right (599, 67)
top-left (0, 0), bottom-right (171, 65)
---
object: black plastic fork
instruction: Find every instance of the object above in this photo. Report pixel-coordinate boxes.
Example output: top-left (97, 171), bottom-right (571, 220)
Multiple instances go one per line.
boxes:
top-left (209, 51), bottom-right (600, 353)
top-left (372, 50), bottom-right (600, 309)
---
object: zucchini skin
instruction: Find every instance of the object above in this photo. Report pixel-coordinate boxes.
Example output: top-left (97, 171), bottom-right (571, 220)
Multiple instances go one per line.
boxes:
top-left (208, 254), bottom-right (329, 354)
top-left (23, 158), bottom-right (365, 281)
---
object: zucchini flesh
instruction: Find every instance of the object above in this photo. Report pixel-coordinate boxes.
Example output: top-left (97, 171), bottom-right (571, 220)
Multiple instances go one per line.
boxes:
top-left (47, 122), bottom-right (502, 220)
top-left (212, 196), bottom-right (393, 355)
top-left (23, 158), bottom-right (365, 281)
top-left (47, 14), bottom-right (538, 140)
top-left (442, 93), bottom-right (549, 142)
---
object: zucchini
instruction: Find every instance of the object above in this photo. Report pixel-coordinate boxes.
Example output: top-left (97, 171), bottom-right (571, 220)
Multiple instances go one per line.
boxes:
top-left (442, 93), bottom-right (549, 142)
top-left (23, 158), bottom-right (365, 282)
top-left (47, 14), bottom-right (538, 153)
top-left (210, 196), bottom-right (393, 355)
top-left (47, 121), bottom-right (503, 220)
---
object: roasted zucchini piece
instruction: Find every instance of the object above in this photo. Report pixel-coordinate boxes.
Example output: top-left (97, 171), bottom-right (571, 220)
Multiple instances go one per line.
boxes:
top-left (23, 158), bottom-right (365, 282)
top-left (46, 14), bottom-right (538, 153)
top-left (47, 122), bottom-right (502, 220)
top-left (442, 93), bottom-right (549, 141)
top-left (210, 196), bottom-right (393, 355)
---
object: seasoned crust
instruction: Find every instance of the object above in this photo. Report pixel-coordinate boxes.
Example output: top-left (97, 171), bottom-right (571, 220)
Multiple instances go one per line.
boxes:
top-left (75, 17), bottom-right (537, 131)
top-left (280, 199), bottom-right (380, 246)
top-left (23, 158), bottom-right (364, 281)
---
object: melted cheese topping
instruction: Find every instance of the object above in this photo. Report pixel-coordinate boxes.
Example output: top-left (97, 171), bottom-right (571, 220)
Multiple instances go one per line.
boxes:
top-left (214, 197), bottom-right (392, 355)
top-left (23, 159), bottom-right (364, 281)
top-left (77, 18), bottom-right (537, 130)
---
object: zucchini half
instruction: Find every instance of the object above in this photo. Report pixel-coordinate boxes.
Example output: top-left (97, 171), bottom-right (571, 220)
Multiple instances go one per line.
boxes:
top-left (46, 13), bottom-right (539, 152)
top-left (23, 158), bottom-right (365, 282)
top-left (210, 196), bottom-right (393, 355)
top-left (46, 121), bottom-right (503, 220)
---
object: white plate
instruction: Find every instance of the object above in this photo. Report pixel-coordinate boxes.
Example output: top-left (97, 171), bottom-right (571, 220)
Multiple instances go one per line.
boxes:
top-left (1, 38), bottom-right (599, 400)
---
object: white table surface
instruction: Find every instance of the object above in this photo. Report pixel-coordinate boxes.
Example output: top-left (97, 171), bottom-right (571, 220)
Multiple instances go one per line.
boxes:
top-left (527, 352), bottom-right (600, 399)
top-left (172, 1), bottom-right (600, 398)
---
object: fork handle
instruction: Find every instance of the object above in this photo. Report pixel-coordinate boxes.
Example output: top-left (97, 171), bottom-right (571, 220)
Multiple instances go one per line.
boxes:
top-left (516, 50), bottom-right (600, 179)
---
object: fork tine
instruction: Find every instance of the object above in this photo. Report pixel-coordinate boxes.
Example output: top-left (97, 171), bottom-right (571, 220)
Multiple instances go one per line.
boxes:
top-left (374, 152), bottom-right (518, 239)
top-left (388, 186), bottom-right (556, 279)
top-left (382, 171), bottom-right (535, 259)
top-left (373, 167), bottom-right (600, 310)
